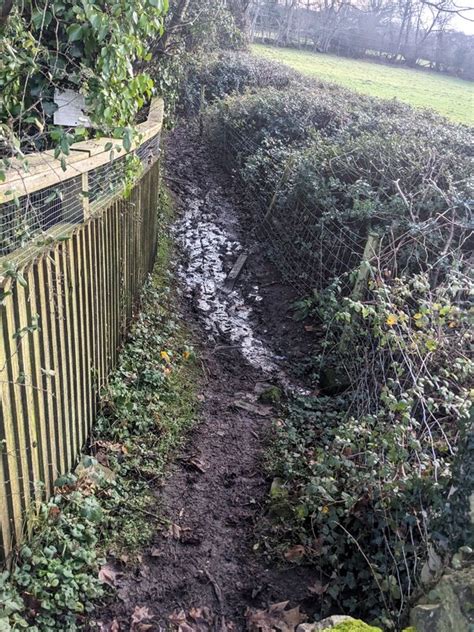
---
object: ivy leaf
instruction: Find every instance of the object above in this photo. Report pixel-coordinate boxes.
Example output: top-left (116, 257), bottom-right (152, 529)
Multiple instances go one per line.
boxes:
top-left (67, 24), bottom-right (84, 42)
top-left (122, 128), bottom-right (133, 152)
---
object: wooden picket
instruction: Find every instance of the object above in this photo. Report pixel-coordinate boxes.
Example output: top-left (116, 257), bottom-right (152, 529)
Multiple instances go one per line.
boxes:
top-left (0, 100), bottom-right (163, 562)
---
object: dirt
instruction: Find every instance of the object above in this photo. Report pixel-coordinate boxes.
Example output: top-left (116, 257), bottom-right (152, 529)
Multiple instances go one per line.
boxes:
top-left (96, 124), bottom-right (321, 631)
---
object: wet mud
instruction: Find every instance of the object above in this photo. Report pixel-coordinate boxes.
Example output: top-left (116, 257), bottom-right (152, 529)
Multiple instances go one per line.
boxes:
top-left (96, 124), bottom-right (320, 631)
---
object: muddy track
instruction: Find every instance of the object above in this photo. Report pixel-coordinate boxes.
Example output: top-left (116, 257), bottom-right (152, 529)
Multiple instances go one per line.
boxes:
top-left (98, 125), bottom-right (319, 630)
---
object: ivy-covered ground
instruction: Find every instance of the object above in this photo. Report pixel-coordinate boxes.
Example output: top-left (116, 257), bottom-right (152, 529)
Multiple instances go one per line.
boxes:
top-left (0, 187), bottom-right (200, 630)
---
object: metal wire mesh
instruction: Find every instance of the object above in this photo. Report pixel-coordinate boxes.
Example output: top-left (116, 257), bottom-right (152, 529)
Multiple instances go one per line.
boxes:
top-left (0, 176), bottom-right (83, 257)
top-left (89, 156), bottom-right (127, 210)
top-left (0, 132), bottom-right (161, 267)
top-left (214, 121), bottom-right (473, 295)
top-left (136, 133), bottom-right (161, 168)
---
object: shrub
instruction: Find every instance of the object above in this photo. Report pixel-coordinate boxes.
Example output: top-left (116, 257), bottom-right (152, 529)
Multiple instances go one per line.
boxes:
top-left (205, 78), bottom-right (473, 290)
top-left (198, 51), bottom-right (473, 628)
top-left (268, 271), bottom-right (473, 627)
top-left (177, 52), bottom-right (295, 115)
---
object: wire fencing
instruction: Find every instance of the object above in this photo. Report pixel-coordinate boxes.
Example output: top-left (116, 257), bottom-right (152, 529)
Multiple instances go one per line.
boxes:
top-left (209, 118), bottom-right (473, 299)
top-left (0, 99), bottom-right (163, 563)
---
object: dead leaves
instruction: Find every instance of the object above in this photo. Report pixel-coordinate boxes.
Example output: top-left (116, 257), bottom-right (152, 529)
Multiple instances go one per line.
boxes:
top-left (167, 522), bottom-right (191, 540)
top-left (181, 455), bottom-right (208, 473)
top-left (131, 605), bottom-right (154, 631)
top-left (169, 607), bottom-right (235, 632)
top-left (245, 601), bottom-right (306, 632)
top-left (98, 562), bottom-right (122, 588)
top-left (307, 580), bottom-right (328, 596)
top-left (283, 545), bottom-right (306, 563)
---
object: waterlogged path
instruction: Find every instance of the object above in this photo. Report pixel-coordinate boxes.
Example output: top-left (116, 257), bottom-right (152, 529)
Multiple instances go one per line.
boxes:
top-left (98, 124), bottom-right (318, 630)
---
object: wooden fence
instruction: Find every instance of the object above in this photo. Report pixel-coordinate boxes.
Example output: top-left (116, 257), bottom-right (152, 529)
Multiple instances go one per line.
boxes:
top-left (0, 99), bottom-right (164, 562)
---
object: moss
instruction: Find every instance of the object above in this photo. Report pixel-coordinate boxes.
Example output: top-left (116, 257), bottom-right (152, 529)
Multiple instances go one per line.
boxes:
top-left (332, 621), bottom-right (382, 632)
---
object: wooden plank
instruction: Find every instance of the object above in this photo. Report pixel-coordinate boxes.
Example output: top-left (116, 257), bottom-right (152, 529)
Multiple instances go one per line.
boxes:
top-left (43, 255), bottom-right (65, 477)
top-left (66, 236), bottom-right (83, 452)
top-left (25, 266), bottom-right (50, 496)
top-left (34, 259), bottom-right (59, 488)
top-left (2, 282), bottom-right (32, 528)
top-left (0, 279), bottom-right (23, 550)
top-left (52, 247), bottom-right (73, 472)
top-left (224, 253), bottom-right (248, 292)
top-left (78, 227), bottom-right (93, 435)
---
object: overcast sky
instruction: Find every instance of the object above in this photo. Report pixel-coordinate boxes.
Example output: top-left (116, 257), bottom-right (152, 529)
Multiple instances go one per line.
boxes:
top-left (450, 0), bottom-right (474, 34)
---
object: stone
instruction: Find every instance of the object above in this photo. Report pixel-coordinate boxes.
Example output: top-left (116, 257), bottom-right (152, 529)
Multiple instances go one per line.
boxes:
top-left (409, 562), bottom-right (474, 632)
top-left (296, 615), bottom-right (357, 631)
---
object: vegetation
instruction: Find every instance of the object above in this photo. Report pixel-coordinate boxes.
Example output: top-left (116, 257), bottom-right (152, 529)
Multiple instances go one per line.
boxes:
top-left (253, 44), bottom-right (474, 124)
top-left (0, 0), bottom-right (168, 162)
top-left (247, 0), bottom-right (474, 78)
top-left (0, 187), bottom-right (199, 630)
top-left (186, 52), bottom-right (473, 627)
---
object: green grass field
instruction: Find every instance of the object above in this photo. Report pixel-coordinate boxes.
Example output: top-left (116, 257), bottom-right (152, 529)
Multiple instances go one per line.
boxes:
top-left (252, 44), bottom-right (473, 125)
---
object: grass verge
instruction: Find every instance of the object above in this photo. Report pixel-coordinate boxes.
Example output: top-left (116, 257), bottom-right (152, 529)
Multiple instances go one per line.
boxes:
top-left (0, 185), bottom-right (199, 631)
top-left (252, 44), bottom-right (474, 125)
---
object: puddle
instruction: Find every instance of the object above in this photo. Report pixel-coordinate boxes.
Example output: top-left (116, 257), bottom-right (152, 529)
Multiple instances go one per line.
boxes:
top-left (173, 184), bottom-right (311, 396)
top-left (174, 187), bottom-right (282, 377)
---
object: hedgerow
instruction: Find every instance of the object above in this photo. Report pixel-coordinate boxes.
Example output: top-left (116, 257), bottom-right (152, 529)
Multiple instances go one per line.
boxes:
top-left (197, 53), bottom-right (473, 627)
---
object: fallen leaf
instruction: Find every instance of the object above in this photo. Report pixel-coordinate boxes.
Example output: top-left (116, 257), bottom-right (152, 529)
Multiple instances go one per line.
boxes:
top-left (48, 506), bottom-right (61, 520)
top-left (98, 563), bottom-right (122, 587)
top-left (187, 457), bottom-right (207, 473)
top-left (284, 545), bottom-right (306, 562)
top-left (304, 325), bottom-right (315, 332)
top-left (96, 621), bottom-right (120, 632)
top-left (131, 605), bottom-right (154, 630)
top-left (150, 547), bottom-right (162, 557)
top-left (246, 601), bottom-right (306, 632)
top-left (307, 580), bottom-right (328, 596)
top-left (166, 523), bottom-right (191, 540)
top-left (169, 610), bottom-right (195, 632)
top-left (189, 606), bottom-right (213, 625)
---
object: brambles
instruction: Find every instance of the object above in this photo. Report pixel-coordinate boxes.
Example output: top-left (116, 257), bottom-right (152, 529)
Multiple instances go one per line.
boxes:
top-left (197, 52), bottom-right (473, 627)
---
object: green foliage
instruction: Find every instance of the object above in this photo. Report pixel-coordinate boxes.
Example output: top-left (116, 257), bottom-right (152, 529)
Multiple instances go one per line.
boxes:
top-left (175, 52), bottom-right (294, 116)
top-left (204, 56), bottom-right (472, 290)
top-left (197, 51), bottom-right (473, 628)
top-left (253, 44), bottom-right (474, 126)
top-left (0, 0), bottom-right (168, 158)
top-left (0, 186), bottom-right (199, 629)
top-left (0, 490), bottom-right (107, 630)
top-left (267, 272), bottom-right (473, 627)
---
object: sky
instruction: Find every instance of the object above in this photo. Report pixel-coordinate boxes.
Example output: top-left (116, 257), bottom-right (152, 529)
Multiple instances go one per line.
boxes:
top-left (450, 0), bottom-right (474, 33)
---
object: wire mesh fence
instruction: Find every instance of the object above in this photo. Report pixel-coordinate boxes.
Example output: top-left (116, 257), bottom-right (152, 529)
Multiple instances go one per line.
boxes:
top-left (211, 119), bottom-right (473, 297)
top-left (0, 117), bottom-right (162, 269)
top-left (0, 99), bottom-right (164, 563)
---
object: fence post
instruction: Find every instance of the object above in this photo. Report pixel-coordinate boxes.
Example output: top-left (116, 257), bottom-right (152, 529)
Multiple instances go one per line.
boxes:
top-left (351, 231), bottom-right (380, 301)
top-left (82, 173), bottom-right (90, 220)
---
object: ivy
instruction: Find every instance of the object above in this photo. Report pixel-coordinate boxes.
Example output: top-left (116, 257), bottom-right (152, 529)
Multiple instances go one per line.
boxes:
top-left (0, 0), bottom-right (168, 164)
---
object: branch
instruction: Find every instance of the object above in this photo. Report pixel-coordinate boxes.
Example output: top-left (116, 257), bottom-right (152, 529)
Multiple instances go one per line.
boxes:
top-left (0, 0), bottom-right (14, 26)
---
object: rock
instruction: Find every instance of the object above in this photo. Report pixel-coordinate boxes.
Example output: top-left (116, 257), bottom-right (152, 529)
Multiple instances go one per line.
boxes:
top-left (297, 615), bottom-right (378, 631)
top-left (409, 562), bottom-right (474, 632)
